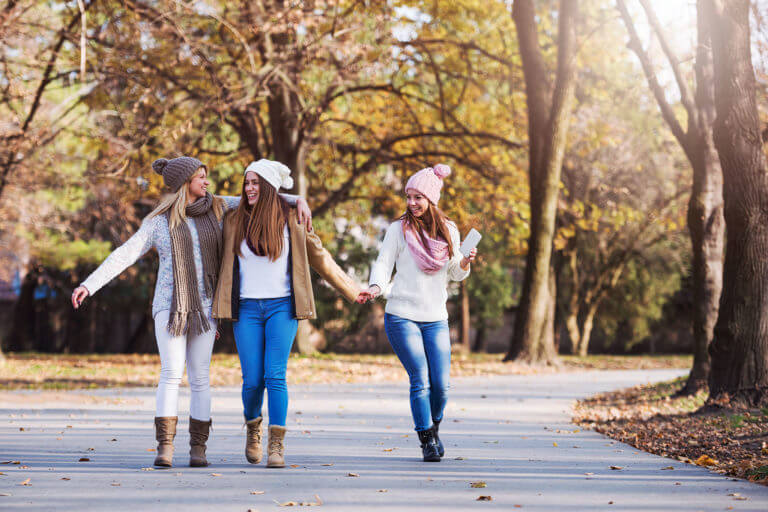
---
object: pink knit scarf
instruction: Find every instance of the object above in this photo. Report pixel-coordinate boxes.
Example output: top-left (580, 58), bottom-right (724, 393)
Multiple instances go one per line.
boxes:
top-left (402, 221), bottom-right (449, 274)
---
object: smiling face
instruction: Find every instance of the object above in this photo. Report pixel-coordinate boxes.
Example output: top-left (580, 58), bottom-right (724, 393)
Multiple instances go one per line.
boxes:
top-left (406, 189), bottom-right (430, 218)
top-left (244, 171), bottom-right (260, 206)
top-left (187, 167), bottom-right (209, 201)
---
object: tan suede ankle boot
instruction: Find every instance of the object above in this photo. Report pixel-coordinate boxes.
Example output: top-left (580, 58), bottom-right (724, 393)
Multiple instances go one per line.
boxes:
top-left (189, 418), bottom-right (212, 467)
top-left (245, 417), bottom-right (263, 464)
top-left (153, 416), bottom-right (178, 467)
top-left (266, 425), bottom-right (286, 468)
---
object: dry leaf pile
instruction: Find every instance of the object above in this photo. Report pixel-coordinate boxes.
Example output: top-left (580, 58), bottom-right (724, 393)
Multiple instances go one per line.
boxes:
top-left (574, 377), bottom-right (768, 485)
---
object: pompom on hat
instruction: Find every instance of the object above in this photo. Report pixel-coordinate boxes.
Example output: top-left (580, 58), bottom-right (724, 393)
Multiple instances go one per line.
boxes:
top-left (244, 159), bottom-right (294, 191)
top-left (405, 163), bottom-right (451, 205)
top-left (152, 156), bottom-right (206, 193)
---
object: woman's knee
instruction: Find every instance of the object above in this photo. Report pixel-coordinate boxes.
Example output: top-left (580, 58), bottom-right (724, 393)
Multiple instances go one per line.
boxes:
top-left (264, 376), bottom-right (287, 392)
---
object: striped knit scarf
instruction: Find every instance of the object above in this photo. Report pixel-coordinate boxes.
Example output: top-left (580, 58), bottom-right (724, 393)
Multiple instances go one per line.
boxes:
top-left (166, 192), bottom-right (222, 336)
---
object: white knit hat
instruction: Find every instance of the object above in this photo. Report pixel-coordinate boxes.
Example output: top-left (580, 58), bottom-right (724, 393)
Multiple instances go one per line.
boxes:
top-left (243, 159), bottom-right (294, 191)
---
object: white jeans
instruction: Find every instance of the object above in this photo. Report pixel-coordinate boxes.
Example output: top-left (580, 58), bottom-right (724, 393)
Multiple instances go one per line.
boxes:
top-left (153, 310), bottom-right (216, 420)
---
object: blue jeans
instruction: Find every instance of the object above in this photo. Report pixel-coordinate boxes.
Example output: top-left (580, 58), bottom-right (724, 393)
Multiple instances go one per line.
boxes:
top-left (384, 313), bottom-right (451, 432)
top-left (233, 297), bottom-right (298, 426)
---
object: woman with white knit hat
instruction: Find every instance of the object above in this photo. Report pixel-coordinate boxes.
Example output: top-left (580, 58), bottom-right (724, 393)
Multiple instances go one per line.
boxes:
top-left (213, 159), bottom-right (360, 468)
top-left (71, 156), bottom-right (311, 468)
top-left (357, 164), bottom-right (477, 462)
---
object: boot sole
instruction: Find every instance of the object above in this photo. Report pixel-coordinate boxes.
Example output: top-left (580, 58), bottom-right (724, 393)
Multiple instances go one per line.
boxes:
top-left (189, 461), bottom-right (208, 467)
top-left (154, 461), bottom-right (172, 467)
top-left (266, 463), bottom-right (285, 468)
top-left (423, 457), bottom-right (441, 462)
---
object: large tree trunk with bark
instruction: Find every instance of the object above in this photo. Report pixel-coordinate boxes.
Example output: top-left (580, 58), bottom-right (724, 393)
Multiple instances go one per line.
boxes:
top-left (706, 0), bottom-right (768, 407)
top-left (617, 0), bottom-right (724, 394)
top-left (506, 0), bottom-right (578, 364)
top-left (682, 1), bottom-right (725, 394)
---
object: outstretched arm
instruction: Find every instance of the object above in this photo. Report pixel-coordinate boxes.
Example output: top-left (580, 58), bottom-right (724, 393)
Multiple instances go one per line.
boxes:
top-left (72, 218), bottom-right (156, 309)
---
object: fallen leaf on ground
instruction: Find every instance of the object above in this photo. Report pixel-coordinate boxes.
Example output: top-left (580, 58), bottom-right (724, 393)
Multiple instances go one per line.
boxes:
top-left (377, 489), bottom-right (387, 492)
top-left (290, 465), bottom-right (300, 468)
top-left (347, 473), bottom-right (359, 477)
top-left (661, 466), bottom-right (674, 470)
top-left (250, 490), bottom-right (265, 495)
top-left (111, 483), bottom-right (120, 487)
top-left (584, 472), bottom-right (594, 476)
top-left (61, 477), bottom-right (70, 480)
top-left (141, 467), bottom-right (154, 471)
top-left (553, 442), bottom-right (558, 447)
top-left (18, 478), bottom-right (30, 486)
top-left (694, 455), bottom-right (717, 467)
top-left (146, 448), bottom-right (156, 452)
top-left (78, 458), bottom-right (90, 462)
top-left (455, 456), bottom-right (466, 460)
top-left (470, 481), bottom-right (487, 488)
top-left (275, 494), bottom-right (322, 507)
top-left (210, 473), bottom-right (222, 477)
top-left (609, 466), bottom-right (622, 470)
top-left (476, 496), bottom-right (492, 501)
top-left (321, 464), bottom-right (333, 467)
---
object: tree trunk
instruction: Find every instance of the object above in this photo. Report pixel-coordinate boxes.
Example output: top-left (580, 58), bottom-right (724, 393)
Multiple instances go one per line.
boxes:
top-left (681, 0), bottom-right (724, 395)
top-left (8, 266), bottom-right (39, 351)
top-left (506, 0), bottom-right (578, 364)
top-left (618, 0), bottom-right (725, 395)
top-left (460, 281), bottom-right (471, 353)
top-left (706, 0), bottom-right (768, 407)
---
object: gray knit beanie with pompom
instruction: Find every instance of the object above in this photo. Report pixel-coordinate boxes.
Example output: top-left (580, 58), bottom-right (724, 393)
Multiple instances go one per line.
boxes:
top-left (152, 156), bottom-right (206, 193)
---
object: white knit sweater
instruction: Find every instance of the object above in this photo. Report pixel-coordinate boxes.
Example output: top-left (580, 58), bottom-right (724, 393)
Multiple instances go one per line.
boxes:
top-left (368, 220), bottom-right (470, 322)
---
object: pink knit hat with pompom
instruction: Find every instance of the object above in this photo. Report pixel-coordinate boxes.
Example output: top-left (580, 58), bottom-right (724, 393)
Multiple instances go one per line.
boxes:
top-left (405, 164), bottom-right (451, 205)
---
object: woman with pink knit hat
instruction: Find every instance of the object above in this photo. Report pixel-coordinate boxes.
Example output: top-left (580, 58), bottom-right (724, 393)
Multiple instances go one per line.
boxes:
top-left (357, 164), bottom-right (477, 462)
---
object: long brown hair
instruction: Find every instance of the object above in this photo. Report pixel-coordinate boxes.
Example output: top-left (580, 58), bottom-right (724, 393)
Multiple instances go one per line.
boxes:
top-left (233, 174), bottom-right (289, 260)
top-left (399, 202), bottom-right (454, 258)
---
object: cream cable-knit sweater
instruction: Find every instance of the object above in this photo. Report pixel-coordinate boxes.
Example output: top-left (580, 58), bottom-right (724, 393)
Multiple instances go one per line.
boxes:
top-left (368, 220), bottom-right (470, 323)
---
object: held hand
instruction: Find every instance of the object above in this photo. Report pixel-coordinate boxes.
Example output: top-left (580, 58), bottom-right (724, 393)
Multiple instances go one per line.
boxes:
top-left (215, 329), bottom-right (221, 341)
top-left (71, 286), bottom-right (89, 309)
top-left (460, 248), bottom-right (477, 270)
top-left (355, 285), bottom-right (381, 304)
top-left (296, 197), bottom-right (313, 232)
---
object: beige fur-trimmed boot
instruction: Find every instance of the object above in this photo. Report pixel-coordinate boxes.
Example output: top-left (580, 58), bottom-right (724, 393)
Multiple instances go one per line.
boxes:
top-left (245, 417), bottom-right (263, 464)
top-left (153, 416), bottom-right (178, 467)
top-left (189, 417), bottom-right (212, 467)
top-left (266, 425), bottom-right (286, 468)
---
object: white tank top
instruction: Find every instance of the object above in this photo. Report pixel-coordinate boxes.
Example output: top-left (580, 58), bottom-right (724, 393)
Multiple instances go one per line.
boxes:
top-left (238, 225), bottom-right (291, 299)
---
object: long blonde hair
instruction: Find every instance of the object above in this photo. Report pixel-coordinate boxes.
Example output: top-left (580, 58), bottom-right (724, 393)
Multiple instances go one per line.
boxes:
top-left (147, 167), bottom-right (224, 229)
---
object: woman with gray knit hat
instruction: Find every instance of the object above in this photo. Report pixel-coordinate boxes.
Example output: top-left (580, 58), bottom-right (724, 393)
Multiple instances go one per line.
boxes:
top-left (71, 156), bottom-right (311, 468)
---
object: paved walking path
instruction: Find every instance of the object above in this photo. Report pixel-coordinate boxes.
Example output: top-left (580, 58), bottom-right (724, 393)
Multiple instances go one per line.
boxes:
top-left (1, 369), bottom-right (768, 511)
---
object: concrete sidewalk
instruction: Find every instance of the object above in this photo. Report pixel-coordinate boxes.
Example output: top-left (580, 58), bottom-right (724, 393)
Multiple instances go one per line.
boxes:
top-left (1, 369), bottom-right (767, 511)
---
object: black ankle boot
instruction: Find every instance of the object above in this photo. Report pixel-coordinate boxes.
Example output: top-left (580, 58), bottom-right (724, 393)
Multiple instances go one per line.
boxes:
top-left (433, 419), bottom-right (445, 457)
top-left (417, 428), bottom-right (441, 462)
